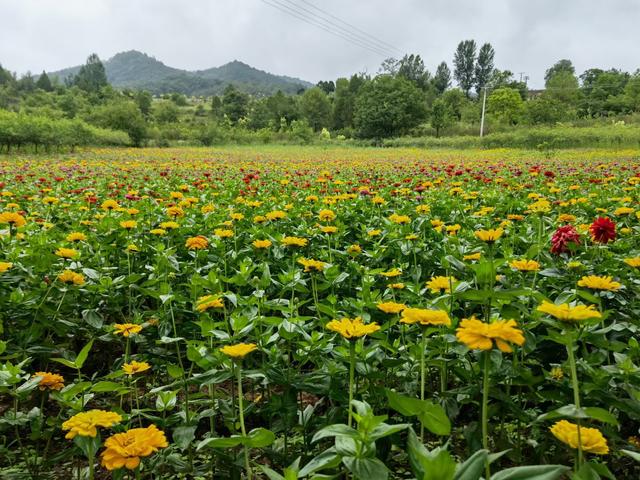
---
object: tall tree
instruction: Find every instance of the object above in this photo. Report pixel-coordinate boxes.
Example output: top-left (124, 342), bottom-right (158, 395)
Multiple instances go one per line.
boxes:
top-left (433, 62), bottom-right (451, 94)
top-left (397, 54), bottom-right (430, 90)
top-left (316, 80), bottom-right (335, 94)
top-left (300, 87), bottom-right (331, 131)
top-left (474, 43), bottom-right (495, 94)
top-left (222, 84), bottom-right (249, 124)
top-left (453, 40), bottom-right (477, 96)
top-left (74, 53), bottom-right (108, 93)
top-left (544, 59), bottom-right (575, 84)
top-left (379, 57), bottom-right (400, 75)
top-left (35, 71), bottom-right (53, 91)
top-left (430, 99), bottom-right (451, 137)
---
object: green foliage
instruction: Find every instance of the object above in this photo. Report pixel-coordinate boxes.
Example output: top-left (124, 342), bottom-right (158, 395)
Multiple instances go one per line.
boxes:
top-left (453, 40), bottom-right (477, 96)
top-left (433, 62), bottom-right (452, 94)
top-left (354, 75), bottom-right (427, 138)
top-left (488, 87), bottom-right (525, 124)
top-left (89, 100), bottom-right (147, 146)
top-left (474, 43), bottom-right (495, 94)
top-left (222, 84), bottom-right (249, 124)
top-left (300, 87), bottom-right (331, 131)
top-left (73, 53), bottom-right (108, 93)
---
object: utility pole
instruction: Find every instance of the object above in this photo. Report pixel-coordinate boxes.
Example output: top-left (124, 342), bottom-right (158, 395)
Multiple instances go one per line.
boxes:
top-left (479, 86), bottom-right (487, 138)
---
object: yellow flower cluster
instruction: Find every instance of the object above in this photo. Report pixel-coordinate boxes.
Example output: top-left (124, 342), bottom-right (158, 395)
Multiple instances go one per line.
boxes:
top-left (196, 295), bottom-right (224, 312)
top-left (400, 308), bottom-right (451, 326)
top-left (62, 410), bottom-right (122, 439)
top-left (326, 317), bottom-right (380, 339)
top-left (101, 424), bottom-right (168, 470)
top-left (456, 317), bottom-right (525, 352)
top-left (537, 301), bottom-right (602, 322)
top-left (549, 420), bottom-right (609, 455)
top-left (220, 343), bottom-right (258, 359)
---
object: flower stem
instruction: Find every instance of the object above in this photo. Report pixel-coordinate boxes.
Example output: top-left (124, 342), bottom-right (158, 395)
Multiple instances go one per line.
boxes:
top-left (482, 352), bottom-right (491, 479)
top-left (566, 341), bottom-right (584, 469)
top-left (348, 342), bottom-right (356, 428)
top-left (236, 362), bottom-right (252, 480)
top-left (420, 329), bottom-right (426, 441)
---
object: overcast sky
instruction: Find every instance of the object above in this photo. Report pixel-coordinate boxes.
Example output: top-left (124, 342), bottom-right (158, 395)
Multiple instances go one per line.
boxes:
top-left (1, 0), bottom-right (638, 88)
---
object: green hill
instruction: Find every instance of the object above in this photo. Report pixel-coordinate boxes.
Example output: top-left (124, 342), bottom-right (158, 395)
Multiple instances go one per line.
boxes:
top-left (47, 50), bottom-right (311, 96)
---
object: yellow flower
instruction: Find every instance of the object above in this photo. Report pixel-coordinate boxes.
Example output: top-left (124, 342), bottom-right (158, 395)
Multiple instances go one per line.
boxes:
top-left (55, 248), bottom-right (78, 259)
top-left (389, 213), bottom-right (411, 225)
top-left (35, 371), bottom-right (65, 391)
top-left (252, 239), bottom-right (272, 249)
top-left (120, 220), bottom-right (137, 230)
top-left (347, 244), bottom-right (362, 255)
top-left (101, 424), bottom-right (168, 470)
top-left (214, 228), bottom-right (234, 238)
top-left (624, 257), bottom-right (640, 268)
top-left (509, 259), bottom-right (540, 272)
top-left (0, 262), bottom-right (13, 273)
top-left (614, 207), bottom-right (634, 216)
top-left (122, 361), bottom-right (151, 375)
top-left (549, 420), bottom-right (609, 455)
top-left (166, 206), bottom-right (184, 217)
top-left (126, 244), bottom-right (140, 253)
top-left (577, 275), bottom-right (621, 291)
top-left (320, 225), bottom-right (338, 234)
top-left (529, 199), bottom-right (551, 213)
top-left (220, 343), bottom-right (258, 359)
top-left (66, 232), bottom-right (87, 242)
top-left (101, 200), bottom-right (120, 211)
top-left (266, 210), bottom-right (286, 221)
top-left (326, 317), bottom-right (380, 339)
top-left (549, 367), bottom-right (564, 380)
top-left (230, 212), bottom-right (246, 221)
top-left (62, 410), bottom-right (122, 439)
top-left (376, 302), bottom-right (406, 314)
top-left (474, 228), bottom-right (504, 243)
top-left (196, 295), bottom-right (224, 312)
top-left (426, 276), bottom-right (456, 293)
top-left (400, 308), bottom-right (451, 326)
top-left (282, 236), bottom-right (308, 247)
top-left (367, 229), bottom-right (382, 237)
top-left (456, 317), bottom-right (525, 352)
top-left (113, 323), bottom-right (143, 337)
top-left (318, 209), bottom-right (336, 222)
top-left (463, 252), bottom-right (482, 261)
top-left (253, 215), bottom-right (267, 224)
top-left (57, 270), bottom-right (85, 286)
top-left (298, 258), bottom-right (326, 272)
top-left (185, 236), bottom-right (209, 250)
top-left (388, 282), bottom-right (405, 289)
top-left (537, 301), bottom-right (602, 322)
top-left (446, 224), bottom-right (461, 235)
top-left (416, 205), bottom-right (431, 215)
top-left (160, 221), bottom-right (179, 230)
top-left (507, 214), bottom-right (524, 221)
top-left (380, 268), bottom-right (402, 278)
top-left (558, 214), bottom-right (576, 223)
top-left (0, 212), bottom-right (26, 229)
top-left (150, 228), bottom-right (167, 236)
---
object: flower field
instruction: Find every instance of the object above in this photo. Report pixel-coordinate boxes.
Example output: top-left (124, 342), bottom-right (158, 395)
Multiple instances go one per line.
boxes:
top-left (1, 146), bottom-right (640, 479)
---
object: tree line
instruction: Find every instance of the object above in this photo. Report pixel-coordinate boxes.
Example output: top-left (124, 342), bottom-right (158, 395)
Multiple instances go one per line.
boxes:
top-left (1, 40), bottom-right (640, 149)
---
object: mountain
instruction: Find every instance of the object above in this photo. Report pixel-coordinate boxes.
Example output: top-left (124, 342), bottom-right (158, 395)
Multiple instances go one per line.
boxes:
top-left (47, 50), bottom-right (312, 96)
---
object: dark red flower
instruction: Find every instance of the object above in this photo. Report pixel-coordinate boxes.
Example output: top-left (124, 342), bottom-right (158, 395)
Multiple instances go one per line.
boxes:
top-left (551, 225), bottom-right (581, 254)
top-left (589, 217), bottom-right (616, 244)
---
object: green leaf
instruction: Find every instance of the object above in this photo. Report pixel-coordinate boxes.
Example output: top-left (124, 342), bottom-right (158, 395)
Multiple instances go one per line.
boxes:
top-left (537, 405), bottom-right (618, 425)
top-left (197, 435), bottom-right (245, 450)
top-left (166, 364), bottom-right (184, 379)
top-left (75, 339), bottom-right (94, 369)
top-left (312, 424), bottom-right (358, 443)
top-left (245, 427), bottom-right (276, 448)
top-left (91, 381), bottom-right (127, 393)
top-left (454, 449), bottom-right (488, 480)
top-left (582, 407), bottom-right (619, 426)
top-left (259, 465), bottom-right (286, 480)
top-left (386, 390), bottom-right (451, 435)
top-left (342, 457), bottom-right (389, 480)
top-left (173, 425), bottom-right (196, 450)
top-left (16, 375), bottom-right (42, 394)
top-left (490, 465), bottom-right (570, 480)
top-left (298, 448), bottom-right (341, 477)
top-left (621, 449), bottom-right (640, 462)
top-left (51, 357), bottom-right (78, 369)
top-left (407, 428), bottom-right (455, 480)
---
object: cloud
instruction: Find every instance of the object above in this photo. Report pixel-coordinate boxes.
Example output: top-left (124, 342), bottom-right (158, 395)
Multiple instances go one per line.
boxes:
top-left (1, 0), bottom-right (638, 88)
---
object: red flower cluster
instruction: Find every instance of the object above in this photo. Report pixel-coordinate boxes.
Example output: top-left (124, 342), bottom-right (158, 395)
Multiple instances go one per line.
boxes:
top-left (589, 217), bottom-right (616, 244)
top-left (551, 225), bottom-right (581, 254)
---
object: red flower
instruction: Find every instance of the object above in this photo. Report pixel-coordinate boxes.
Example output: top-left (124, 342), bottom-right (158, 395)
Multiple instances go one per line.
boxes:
top-left (551, 225), bottom-right (581, 254)
top-left (589, 217), bottom-right (616, 244)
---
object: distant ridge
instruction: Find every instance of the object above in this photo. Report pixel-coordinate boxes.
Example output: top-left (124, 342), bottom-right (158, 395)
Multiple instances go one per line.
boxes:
top-left (47, 50), bottom-right (312, 96)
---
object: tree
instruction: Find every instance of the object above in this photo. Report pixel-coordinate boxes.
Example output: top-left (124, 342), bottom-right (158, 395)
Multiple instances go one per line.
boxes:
top-left (379, 57), bottom-right (400, 75)
top-left (35, 71), bottom-right (53, 92)
top-left (433, 62), bottom-right (451, 94)
top-left (90, 101), bottom-right (147, 146)
top-left (300, 87), bottom-right (332, 131)
top-left (211, 96), bottom-right (223, 118)
top-left (0, 64), bottom-right (15, 86)
top-left (354, 75), bottom-right (426, 138)
top-left (579, 69), bottom-right (629, 117)
top-left (453, 40), bottom-right (477, 96)
top-left (153, 100), bottom-right (179, 123)
top-left (74, 54), bottom-right (108, 93)
top-left (430, 99), bottom-right (451, 137)
top-left (317, 80), bottom-right (335, 94)
top-left (525, 96), bottom-right (568, 124)
top-left (545, 59), bottom-right (575, 84)
top-left (624, 72), bottom-right (640, 112)
top-left (488, 69), bottom-right (528, 99)
top-left (441, 88), bottom-right (467, 121)
top-left (487, 87), bottom-right (524, 124)
top-left (222, 84), bottom-right (249, 124)
top-left (135, 91), bottom-right (153, 117)
top-left (545, 71), bottom-right (579, 106)
top-left (397, 54), bottom-right (430, 90)
top-left (474, 43), bottom-right (495, 94)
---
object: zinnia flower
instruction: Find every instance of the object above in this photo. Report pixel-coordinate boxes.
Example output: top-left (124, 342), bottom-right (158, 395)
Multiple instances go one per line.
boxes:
top-left (100, 424), bottom-right (168, 470)
top-left (120, 220), bottom-right (137, 230)
top-left (196, 295), bottom-right (224, 312)
top-left (589, 217), bottom-right (616, 244)
top-left (0, 211), bottom-right (27, 227)
top-left (62, 410), bottom-right (122, 439)
top-left (35, 371), bottom-right (65, 390)
top-left (185, 236), bottom-right (209, 250)
top-left (426, 276), bottom-right (456, 293)
top-left (577, 275), bottom-right (621, 291)
top-left (298, 258), bottom-right (326, 272)
top-left (624, 257), bottom-right (640, 268)
top-left (474, 228), bottom-right (504, 243)
top-left (550, 225), bottom-right (580, 254)
top-left (549, 420), bottom-right (609, 455)
top-left (57, 270), bottom-right (85, 286)
top-left (326, 317), bottom-right (380, 339)
top-left (400, 308), bottom-right (451, 326)
top-left (66, 232), bottom-right (87, 242)
top-left (377, 302), bottom-right (406, 314)
top-left (456, 317), bottom-right (525, 352)
top-left (122, 361), bottom-right (151, 375)
top-left (214, 228), bottom-right (234, 238)
top-left (282, 236), bottom-right (308, 247)
top-left (318, 209), bottom-right (336, 222)
top-left (252, 239), bottom-right (272, 249)
top-left (537, 301), bottom-right (601, 322)
top-left (0, 262), bottom-right (13, 273)
top-left (509, 259), bottom-right (540, 272)
top-left (113, 323), bottom-right (143, 337)
top-left (55, 248), bottom-right (79, 259)
top-left (220, 343), bottom-right (258, 359)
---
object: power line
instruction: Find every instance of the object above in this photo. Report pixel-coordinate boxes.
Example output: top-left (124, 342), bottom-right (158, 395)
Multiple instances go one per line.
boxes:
top-left (259, 0), bottom-right (397, 58)
top-left (297, 0), bottom-right (404, 56)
